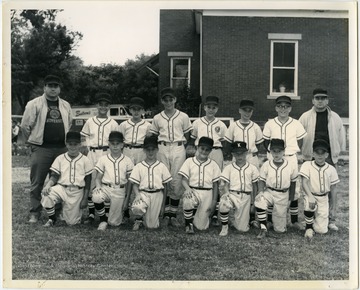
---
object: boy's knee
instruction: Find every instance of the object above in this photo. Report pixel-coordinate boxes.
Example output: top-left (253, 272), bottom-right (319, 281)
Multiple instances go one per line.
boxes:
top-left (183, 195), bottom-right (197, 210)
top-left (92, 192), bottom-right (104, 204)
top-left (41, 195), bottom-right (55, 208)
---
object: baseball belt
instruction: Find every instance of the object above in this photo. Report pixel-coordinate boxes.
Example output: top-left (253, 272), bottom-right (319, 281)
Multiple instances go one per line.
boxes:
top-left (312, 192), bottom-right (329, 197)
top-left (90, 146), bottom-right (109, 152)
top-left (141, 189), bottom-right (162, 193)
top-left (124, 144), bottom-right (143, 149)
top-left (190, 186), bottom-right (212, 191)
top-left (230, 190), bottom-right (252, 195)
top-left (102, 183), bottom-right (125, 189)
top-left (212, 146), bottom-right (222, 150)
top-left (158, 141), bottom-right (184, 146)
top-left (268, 187), bottom-right (289, 193)
top-left (59, 184), bottom-right (84, 190)
top-left (284, 154), bottom-right (295, 157)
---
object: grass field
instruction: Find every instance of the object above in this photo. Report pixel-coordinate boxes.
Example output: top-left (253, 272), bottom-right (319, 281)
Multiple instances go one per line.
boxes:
top-left (10, 155), bottom-right (350, 282)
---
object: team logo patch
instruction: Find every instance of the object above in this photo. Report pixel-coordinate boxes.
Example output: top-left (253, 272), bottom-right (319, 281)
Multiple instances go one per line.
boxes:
top-left (49, 109), bottom-right (61, 119)
top-left (215, 126), bottom-right (220, 133)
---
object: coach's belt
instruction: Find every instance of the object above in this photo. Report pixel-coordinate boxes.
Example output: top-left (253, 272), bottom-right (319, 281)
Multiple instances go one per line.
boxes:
top-left (141, 189), bottom-right (162, 193)
top-left (90, 146), bottom-right (109, 152)
top-left (268, 187), bottom-right (289, 193)
top-left (190, 186), bottom-right (212, 191)
top-left (312, 192), bottom-right (329, 197)
top-left (102, 183), bottom-right (125, 189)
top-left (124, 144), bottom-right (143, 149)
top-left (230, 190), bottom-right (252, 195)
top-left (158, 141), bottom-right (184, 146)
top-left (60, 184), bottom-right (84, 190)
top-left (212, 146), bottom-right (222, 150)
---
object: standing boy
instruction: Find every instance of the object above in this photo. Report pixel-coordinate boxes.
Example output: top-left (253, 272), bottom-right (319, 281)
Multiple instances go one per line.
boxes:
top-left (80, 93), bottom-right (118, 224)
top-left (129, 136), bottom-right (173, 230)
top-left (179, 137), bottom-right (221, 234)
top-left (91, 131), bottom-right (134, 230)
top-left (41, 131), bottom-right (93, 227)
top-left (262, 96), bottom-right (307, 230)
top-left (254, 139), bottom-right (298, 239)
top-left (300, 139), bottom-right (340, 241)
top-left (218, 141), bottom-right (259, 236)
top-left (149, 87), bottom-right (192, 226)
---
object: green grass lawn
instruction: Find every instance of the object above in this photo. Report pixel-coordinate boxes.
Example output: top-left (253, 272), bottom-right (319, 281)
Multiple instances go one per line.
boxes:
top-left (10, 156), bottom-right (351, 281)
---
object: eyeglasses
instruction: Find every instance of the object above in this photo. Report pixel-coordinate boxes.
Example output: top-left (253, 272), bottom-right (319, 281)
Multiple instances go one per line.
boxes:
top-left (276, 105), bottom-right (291, 109)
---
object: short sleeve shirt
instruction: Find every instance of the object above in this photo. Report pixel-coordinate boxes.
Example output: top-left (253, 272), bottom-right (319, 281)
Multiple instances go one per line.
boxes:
top-left (118, 119), bottom-right (151, 145)
top-left (260, 159), bottom-right (297, 190)
top-left (220, 162), bottom-right (259, 192)
top-left (191, 117), bottom-right (227, 147)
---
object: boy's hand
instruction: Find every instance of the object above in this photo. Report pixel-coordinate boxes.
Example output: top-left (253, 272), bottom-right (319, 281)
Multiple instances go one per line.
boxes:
top-left (183, 188), bottom-right (193, 199)
top-left (308, 195), bottom-right (316, 210)
top-left (41, 186), bottom-right (51, 196)
top-left (80, 197), bottom-right (88, 209)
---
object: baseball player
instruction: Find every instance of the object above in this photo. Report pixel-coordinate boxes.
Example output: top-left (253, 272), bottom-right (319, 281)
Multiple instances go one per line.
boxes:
top-left (179, 137), bottom-right (221, 234)
top-left (80, 93), bottom-right (118, 224)
top-left (262, 96), bottom-right (307, 230)
top-left (188, 95), bottom-right (227, 226)
top-left (300, 139), bottom-right (340, 241)
top-left (41, 131), bottom-right (93, 227)
top-left (254, 139), bottom-right (298, 239)
top-left (92, 131), bottom-right (134, 230)
top-left (129, 135), bottom-right (173, 230)
top-left (218, 141), bottom-right (259, 236)
top-left (149, 87), bottom-right (192, 227)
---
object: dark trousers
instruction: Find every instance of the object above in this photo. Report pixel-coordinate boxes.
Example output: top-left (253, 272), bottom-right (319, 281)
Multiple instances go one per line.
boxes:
top-left (29, 145), bottom-right (67, 214)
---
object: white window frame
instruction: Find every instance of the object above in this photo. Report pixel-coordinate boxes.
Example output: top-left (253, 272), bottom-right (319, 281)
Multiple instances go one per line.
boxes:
top-left (170, 57), bottom-right (191, 89)
top-left (268, 34), bottom-right (301, 100)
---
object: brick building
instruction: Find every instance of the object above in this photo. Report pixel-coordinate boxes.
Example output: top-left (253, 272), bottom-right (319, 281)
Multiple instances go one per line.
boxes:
top-left (159, 9), bottom-right (349, 124)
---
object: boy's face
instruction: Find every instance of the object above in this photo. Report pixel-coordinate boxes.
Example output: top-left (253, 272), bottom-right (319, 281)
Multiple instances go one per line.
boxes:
top-left (129, 106), bottom-right (145, 119)
top-left (232, 150), bottom-right (248, 163)
top-left (197, 145), bottom-right (212, 159)
top-left (239, 107), bottom-right (253, 120)
top-left (109, 140), bottom-right (124, 154)
top-left (66, 141), bottom-right (81, 156)
top-left (144, 146), bottom-right (158, 159)
top-left (161, 96), bottom-right (176, 110)
top-left (275, 102), bottom-right (292, 118)
top-left (270, 148), bottom-right (285, 162)
top-left (313, 149), bottom-right (329, 164)
top-left (204, 104), bottom-right (218, 117)
top-left (98, 101), bottom-right (110, 115)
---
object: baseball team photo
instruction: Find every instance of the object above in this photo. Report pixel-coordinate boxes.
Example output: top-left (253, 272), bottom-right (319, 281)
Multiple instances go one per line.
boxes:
top-left (3, 1), bottom-right (358, 289)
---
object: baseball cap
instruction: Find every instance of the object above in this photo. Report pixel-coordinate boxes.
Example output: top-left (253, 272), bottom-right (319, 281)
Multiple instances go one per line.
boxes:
top-left (276, 96), bottom-right (292, 105)
top-left (143, 135), bottom-right (158, 149)
top-left (312, 139), bottom-right (330, 152)
top-left (204, 96), bottom-right (219, 105)
top-left (129, 97), bottom-right (145, 109)
top-left (96, 93), bottom-right (111, 104)
top-left (161, 87), bottom-right (176, 99)
top-left (269, 139), bottom-right (285, 150)
top-left (198, 137), bottom-right (214, 149)
top-left (108, 131), bottom-right (124, 142)
top-left (231, 141), bottom-right (248, 153)
top-left (239, 100), bottom-right (254, 109)
top-left (313, 88), bottom-right (328, 98)
top-left (66, 131), bottom-right (81, 143)
top-left (44, 75), bottom-right (61, 86)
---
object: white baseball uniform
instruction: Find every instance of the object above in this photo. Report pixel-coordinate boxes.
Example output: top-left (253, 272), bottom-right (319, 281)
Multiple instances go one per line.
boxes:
top-left (224, 120), bottom-right (263, 168)
top-left (129, 160), bottom-right (172, 228)
top-left (299, 161), bottom-right (339, 234)
top-left (118, 119), bottom-right (151, 164)
top-left (219, 162), bottom-right (259, 232)
top-left (150, 109), bottom-right (192, 199)
top-left (179, 157), bottom-right (221, 230)
top-left (191, 117), bottom-right (227, 169)
top-left (254, 159), bottom-right (298, 232)
top-left (92, 154), bottom-right (134, 226)
top-left (41, 152), bottom-right (93, 225)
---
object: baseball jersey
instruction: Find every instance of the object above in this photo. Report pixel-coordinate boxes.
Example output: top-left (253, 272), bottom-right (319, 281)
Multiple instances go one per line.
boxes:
top-left (150, 110), bottom-right (192, 142)
top-left (263, 117), bottom-right (307, 155)
top-left (179, 157), bottom-right (221, 188)
top-left (80, 116), bottom-right (118, 147)
top-left (191, 117), bottom-right (227, 147)
top-left (220, 162), bottom-right (259, 192)
top-left (129, 160), bottom-right (172, 191)
top-left (260, 159), bottom-right (297, 190)
top-left (95, 154), bottom-right (134, 185)
top-left (224, 120), bottom-right (263, 153)
top-left (118, 119), bottom-right (151, 145)
top-left (299, 161), bottom-right (339, 194)
top-left (50, 153), bottom-right (93, 187)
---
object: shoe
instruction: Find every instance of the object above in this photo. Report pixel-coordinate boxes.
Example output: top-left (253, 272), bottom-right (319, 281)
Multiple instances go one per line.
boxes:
top-left (83, 215), bottom-right (95, 225)
top-left (211, 217), bottom-right (220, 227)
top-left (162, 216), bottom-right (170, 227)
top-left (97, 221), bottom-right (108, 231)
top-left (266, 221), bottom-right (273, 230)
top-left (132, 220), bottom-right (142, 231)
top-left (170, 217), bottom-right (181, 228)
top-left (250, 220), bottom-right (260, 229)
top-left (257, 229), bottom-right (268, 239)
top-left (121, 216), bottom-right (129, 225)
top-left (43, 219), bottom-right (54, 227)
top-left (185, 223), bottom-right (194, 234)
top-left (219, 225), bottom-right (229, 236)
top-left (328, 223), bottom-right (339, 231)
top-left (304, 228), bottom-right (315, 241)
top-left (28, 214), bottom-right (38, 224)
top-left (290, 221), bottom-right (305, 230)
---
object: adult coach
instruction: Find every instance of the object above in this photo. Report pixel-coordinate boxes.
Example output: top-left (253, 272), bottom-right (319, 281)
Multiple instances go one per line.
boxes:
top-left (299, 88), bottom-right (346, 231)
top-left (21, 75), bottom-right (72, 223)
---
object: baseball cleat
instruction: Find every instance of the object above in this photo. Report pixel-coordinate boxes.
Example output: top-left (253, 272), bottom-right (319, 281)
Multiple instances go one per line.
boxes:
top-left (257, 229), bottom-right (268, 239)
top-left (28, 214), bottom-right (38, 224)
top-left (211, 217), bottom-right (220, 227)
top-left (250, 220), bottom-right (260, 229)
top-left (185, 223), bottom-right (194, 234)
top-left (328, 223), bottom-right (339, 231)
top-left (97, 221), bottom-right (108, 231)
top-left (266, 221), bottom-right (273, 230)
top-left (83, 214), bottom-right (95, 225)
top-left (290, 221), bottom-right (305, 230)
top-left (132, 220), bottom-right (142, 231)
top-left (170, 217), bottom-right (181, 228)
top-left (162, 216), bottom-right (170, 227)
top-left (304, 228), bottom-right (315, 241)
top-left (43, 219), bottom-right (54, 227)
top-left (219, 225), bottom-right (229, 236)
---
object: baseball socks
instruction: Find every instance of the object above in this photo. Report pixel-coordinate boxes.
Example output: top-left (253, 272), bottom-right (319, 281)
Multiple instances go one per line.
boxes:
top-left (44, 207), bottom-right (56, 227)
top-left (219, 211), bottom-right (229, 236)
top-left (183, 208), bottom-right (194, 234)
top-left (163, 197), bottom-right (181, 227)
top-left (304, 210), bottom-right (315, 240)
top-left (94, 202), bottom-right (108, 230)
top-left (84, 197), bottom-right (95, 224)
top-left (256, 207), bottom-right (268, 239)
top-left (289, 200), bottom-right (305, 230)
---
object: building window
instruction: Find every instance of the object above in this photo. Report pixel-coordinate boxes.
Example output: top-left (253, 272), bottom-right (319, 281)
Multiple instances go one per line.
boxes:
top-left (268, 34), bottom-right (301, 99)
top-left (170, 57), bottom-right (191, 89)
